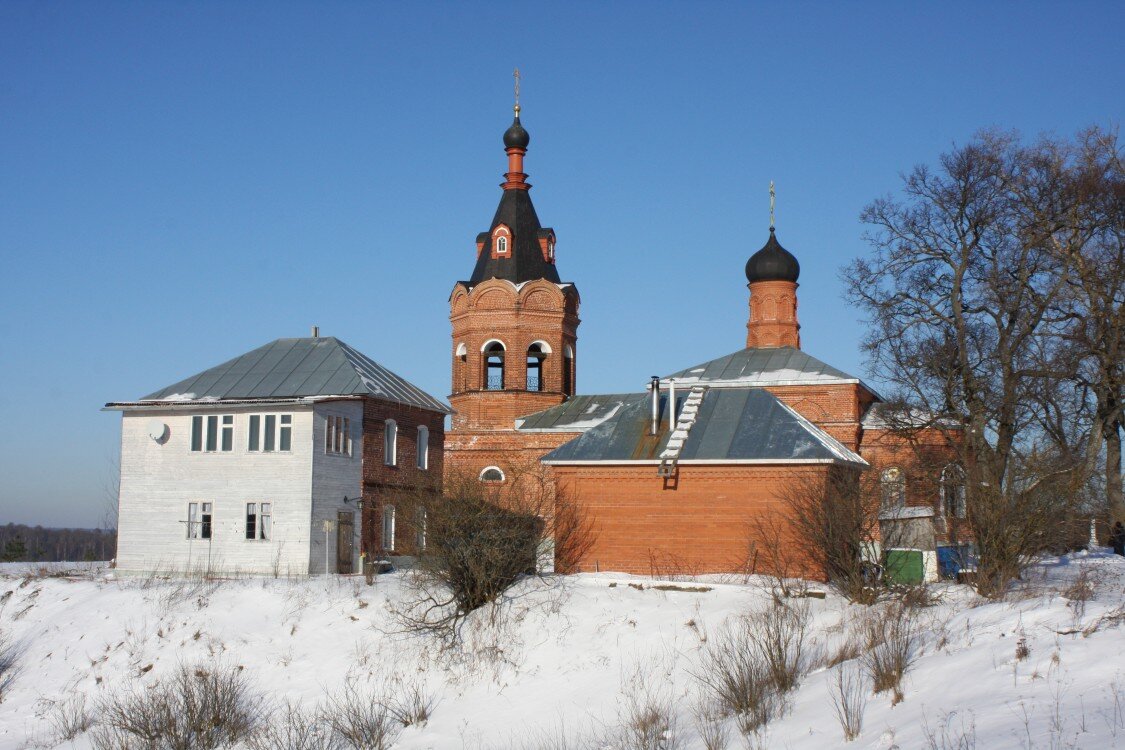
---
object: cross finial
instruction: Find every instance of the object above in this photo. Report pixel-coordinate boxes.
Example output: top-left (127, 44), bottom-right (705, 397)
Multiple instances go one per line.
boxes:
top-left (513, 68), bottom-right (521, 114)
top-left (769, 180), bottom-right (776, 231)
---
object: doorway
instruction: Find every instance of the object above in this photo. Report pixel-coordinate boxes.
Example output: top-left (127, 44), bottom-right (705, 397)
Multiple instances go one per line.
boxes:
top-left (337, 511), bottom-right (355, 574)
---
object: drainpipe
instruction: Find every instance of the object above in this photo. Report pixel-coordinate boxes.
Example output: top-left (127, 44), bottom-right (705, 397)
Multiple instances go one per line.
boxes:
top-left (650, 376), bottom-right (660, 435)
top-left (668, 378), bottom-right (676, 432)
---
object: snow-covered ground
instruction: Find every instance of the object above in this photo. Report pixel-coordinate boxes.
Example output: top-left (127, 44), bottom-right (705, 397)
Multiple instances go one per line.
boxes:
top-left (1, 553), bottom-right (1123, 749)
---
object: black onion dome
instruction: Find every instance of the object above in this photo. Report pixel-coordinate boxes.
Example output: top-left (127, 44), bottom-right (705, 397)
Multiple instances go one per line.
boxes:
top-left (745, 229), bottom-right (800, 283)
top-left (503, 113), bottom-right (530, 149)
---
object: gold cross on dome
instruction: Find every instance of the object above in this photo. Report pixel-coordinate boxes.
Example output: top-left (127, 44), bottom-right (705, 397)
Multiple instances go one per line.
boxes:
top-left (514, 68), bottom-right (521, 111)
top-left (769, 181), bottom-right (776, 230)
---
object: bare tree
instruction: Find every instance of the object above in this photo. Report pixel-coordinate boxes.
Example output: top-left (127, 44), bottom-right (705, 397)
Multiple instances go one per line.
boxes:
top-left (1055, 128), bottom-right (1125, 522)
top-left (778, 468), bottom-right (880, 603)
top-left (389, 460), bottom-right (594, 643)
top-left (846, 129), bottom-right (1107, 596)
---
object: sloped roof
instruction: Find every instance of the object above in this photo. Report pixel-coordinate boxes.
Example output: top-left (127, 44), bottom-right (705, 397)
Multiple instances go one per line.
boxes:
top-left (113, 337), bottom-right (450, 413)
top-left (542, 387), bottom-right (866, 465)
top-left (516, 394), bottom-right (643, 432)
top-left (664, 346), bottom-right (878, 395)
top-left (468, 189), bottom-right (562, 286)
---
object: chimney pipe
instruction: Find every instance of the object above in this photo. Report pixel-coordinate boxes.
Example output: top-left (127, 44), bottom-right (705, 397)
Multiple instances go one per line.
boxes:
top-left (650, 376), bottom-right (660, 435)
top-left (311, 325), bottom-right (319, 338)
top-left (668, 378), bottom-right (676, 432)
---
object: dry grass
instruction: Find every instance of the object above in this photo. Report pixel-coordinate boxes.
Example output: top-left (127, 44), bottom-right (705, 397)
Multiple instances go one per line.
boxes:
top-left (247, 700), bottom-right (341, 750)
top-left (860, 602), bottom-right (919, 705)
top-left (828, 662), bottom-right (867, 742)
top-left (45, 692), bottom-right (94, 742)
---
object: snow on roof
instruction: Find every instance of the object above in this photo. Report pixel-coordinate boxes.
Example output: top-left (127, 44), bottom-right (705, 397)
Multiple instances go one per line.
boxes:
top-left (108, 337), bottom-right (450, 413)
top-left (664, 346), bottom-right (881, 396)
top-left (516, 394), bottom-right (642, 432)
top-left (542, 387), bottom-right (868, 466)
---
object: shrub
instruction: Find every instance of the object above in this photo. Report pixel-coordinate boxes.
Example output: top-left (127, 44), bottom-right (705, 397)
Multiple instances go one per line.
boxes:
top-left (0, 630), bottom-right (20, 703)
top-left (92, 662), bottom-right (263, 750)
top-left (320, 680), bottom-right (402, 750)
top-left (47, 692), bottom-right (94, 742)
top-left (248, 701), bottom-right (341, 750)
top-left (860, 602), bottom-right (918, 705)
top-left (694, 617), bottom-right (783, 733)
top-left (391, 463), bottom-right (593, 643)
top-left (828, 662), bottom-right (867, 742)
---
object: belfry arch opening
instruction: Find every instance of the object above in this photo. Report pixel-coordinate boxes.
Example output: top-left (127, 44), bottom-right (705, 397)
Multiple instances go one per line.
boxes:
top-left (482, 340), bottom-right (505, 390)
top-left (562, 344), bottom-right (574, 396)
top-left (526, 341), bottom-right (550, 391)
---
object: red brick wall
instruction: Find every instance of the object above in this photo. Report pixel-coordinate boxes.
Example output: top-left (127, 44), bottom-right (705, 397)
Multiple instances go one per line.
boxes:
top-left (360, 399), bottom-right (446, 556)
top-left (552, 464), bottom-right (834, 577)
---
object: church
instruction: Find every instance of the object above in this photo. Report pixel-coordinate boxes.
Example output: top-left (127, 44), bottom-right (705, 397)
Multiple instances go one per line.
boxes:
top-left (437, 101), bottom-right (966, 583)
top-left (106, 98), bottom-right (965, 583)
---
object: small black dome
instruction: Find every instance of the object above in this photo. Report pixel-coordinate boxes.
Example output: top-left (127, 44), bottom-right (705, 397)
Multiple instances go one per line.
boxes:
top-left (503, 113), bottom-right (530, 149)
top-left (745, 229), bottom-right (800, 283)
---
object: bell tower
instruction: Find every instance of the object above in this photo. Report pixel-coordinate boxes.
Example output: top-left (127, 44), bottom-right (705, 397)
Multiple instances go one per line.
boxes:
top-left (445, 89), bottom-right (581, 478)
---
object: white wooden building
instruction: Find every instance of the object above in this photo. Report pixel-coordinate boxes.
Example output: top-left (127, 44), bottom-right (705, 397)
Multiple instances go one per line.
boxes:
top-left (105, 336), bottom-right (449, 576)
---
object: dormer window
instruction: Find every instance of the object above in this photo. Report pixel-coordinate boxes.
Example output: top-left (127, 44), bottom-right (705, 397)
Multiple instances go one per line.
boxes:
top-left (548, 239), bottom-right (555, 261)
top-left (492, 225), bottom-right (511, 258)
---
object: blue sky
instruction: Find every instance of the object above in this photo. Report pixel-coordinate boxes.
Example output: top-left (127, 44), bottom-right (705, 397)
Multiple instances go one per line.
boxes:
top-left (1, 2), bottom-right (1122, 528)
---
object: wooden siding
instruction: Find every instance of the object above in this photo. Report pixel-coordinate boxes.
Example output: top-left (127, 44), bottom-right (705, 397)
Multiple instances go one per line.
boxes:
top-left (117, 405), bottom-right (323, 575)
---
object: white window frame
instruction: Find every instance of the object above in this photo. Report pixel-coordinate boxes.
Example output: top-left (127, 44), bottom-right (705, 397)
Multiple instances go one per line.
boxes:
top-left (382, 505), bottom-right (396, 551)
top-left (190, 415), bottom-right (234, 453)
top-left (479, 466), bottom-right (505, 482)
top-left (384, 420), bottom-right (398, 466)
top-left (493, 225), bottom-right (511, 256)
top-left (416, 425), bottom-right (429, 470)
top-left (325, 415), bottom-right (352, 456)
top-left (245, 501), bottom-right (272, 540)
top-left (248, 413), bottom-right (293, 453)
top-left (187, 501), bottom-right (213, 540)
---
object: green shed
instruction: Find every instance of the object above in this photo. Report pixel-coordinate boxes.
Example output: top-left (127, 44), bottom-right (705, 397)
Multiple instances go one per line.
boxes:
top-left (885, 549), bottom-right (925, 585)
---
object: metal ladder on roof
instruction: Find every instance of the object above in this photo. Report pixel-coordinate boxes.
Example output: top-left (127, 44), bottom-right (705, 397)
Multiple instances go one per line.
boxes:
top-left (658, 386), bottom-right (706, 477)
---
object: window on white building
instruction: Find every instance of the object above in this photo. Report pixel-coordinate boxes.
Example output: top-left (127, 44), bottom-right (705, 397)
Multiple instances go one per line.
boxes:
top-left (245, 502), bottom-right (271, 540)
top-left (382, 505), bottom-right (396, 551)
top-left (191, 415), bottom-right (233, 452)
top-left (417, 426), bottom-right (429, 469)
top-left (325, 415), bottom-right (351, 456)
top-left (384, 420), bottom-right (398, 466)
top-left (248, 414), bottom-right (293, 452)
top-left (187, 502), bottom-right (212, 539)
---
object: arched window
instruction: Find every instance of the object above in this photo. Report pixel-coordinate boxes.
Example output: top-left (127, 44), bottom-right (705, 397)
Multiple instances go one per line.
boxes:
top-left (416, 425), bottom-right (429, 470)
top-left (526, 341), bottom-right (550, 391)
top-left (479, 466), bottom-right (505, 482)
top-left (941, 464), bottom-right (966, 518)
top-left (492, 225), bottom-right (511, 256)
top-left (483, 340), bottom-right (505, 390)
top-left (880, 467), bottom-right (905, 511)
top-left (562, 344), bottom-right (575, 396)
top-left (382, 504), bottom-right (396, 551)
top-left (384, 420), bottom-right (397, 466)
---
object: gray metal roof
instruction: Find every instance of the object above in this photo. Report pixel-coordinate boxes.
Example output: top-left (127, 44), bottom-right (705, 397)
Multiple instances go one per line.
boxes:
top-left (542, 387), bottom-right (866, 465)
top-left (117, 337), bottom-right (450, 413)
top-left (664, 346), bottom-right (877, 394)
top-left (516, 394), bottom-right (643, 432)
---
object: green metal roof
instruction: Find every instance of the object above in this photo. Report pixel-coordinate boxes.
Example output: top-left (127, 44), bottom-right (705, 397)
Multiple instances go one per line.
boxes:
top-left (117, 337), bottom-right (450, 413)
top-left (541, 387), bottom-right (865, 465)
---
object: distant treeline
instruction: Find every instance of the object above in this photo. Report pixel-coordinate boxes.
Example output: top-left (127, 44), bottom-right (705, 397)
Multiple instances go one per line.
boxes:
top-left (0, 523), bottom-right (116, 563)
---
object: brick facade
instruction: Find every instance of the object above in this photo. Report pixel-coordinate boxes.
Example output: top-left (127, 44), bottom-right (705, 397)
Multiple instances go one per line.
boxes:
top-left (553, 464), bottom-right (835, 577)
top-left (361, 399), bottom-right (445, 558)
